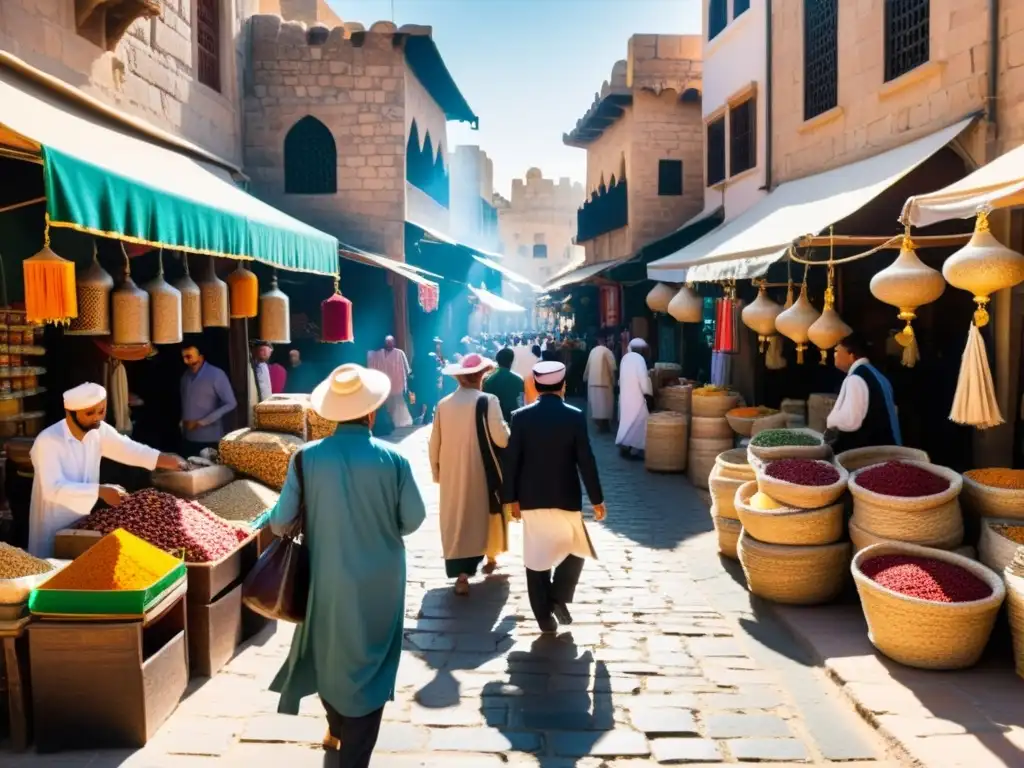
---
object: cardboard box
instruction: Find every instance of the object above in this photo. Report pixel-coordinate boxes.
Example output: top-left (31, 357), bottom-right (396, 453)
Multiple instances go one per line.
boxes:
top-left (187, 582), bottom-right (243, 678)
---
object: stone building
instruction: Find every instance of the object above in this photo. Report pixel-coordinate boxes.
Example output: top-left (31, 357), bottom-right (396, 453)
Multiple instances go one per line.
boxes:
top-left (449, 144), bottom-right (500, 255)
top-left (497, 168), bottom-right (583, 287)
top-left (563, 34), bottom-right (705, 267)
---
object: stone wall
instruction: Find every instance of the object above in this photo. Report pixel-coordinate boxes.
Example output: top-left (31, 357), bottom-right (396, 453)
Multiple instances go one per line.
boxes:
top-left (997, 2), bottom-right (1024, 151)
top-left (0, 0), bottom-right (254, 164)
top-left (405, 64), bottom-right (448, 159)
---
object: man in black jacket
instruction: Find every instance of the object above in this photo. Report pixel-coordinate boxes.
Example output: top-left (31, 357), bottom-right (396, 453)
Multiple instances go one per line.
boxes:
top-left (502, 361), bottom-right (606, 633)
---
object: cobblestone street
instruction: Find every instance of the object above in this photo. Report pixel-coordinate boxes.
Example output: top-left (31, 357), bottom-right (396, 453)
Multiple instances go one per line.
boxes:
top-left (8, 420), bottom-right (903, 767)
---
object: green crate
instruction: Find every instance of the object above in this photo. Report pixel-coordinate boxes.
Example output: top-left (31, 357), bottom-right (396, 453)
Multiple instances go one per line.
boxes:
top-left (28, 563), bottom-right (187, 618)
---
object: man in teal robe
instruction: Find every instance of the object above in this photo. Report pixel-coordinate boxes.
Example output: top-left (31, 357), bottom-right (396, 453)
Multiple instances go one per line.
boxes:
top-left (269, 363), bottom-right (426, 767)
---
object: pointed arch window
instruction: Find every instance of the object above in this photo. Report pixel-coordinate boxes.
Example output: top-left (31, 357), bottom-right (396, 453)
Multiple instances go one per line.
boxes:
top-left (284, 116), bottom-right (337, 195)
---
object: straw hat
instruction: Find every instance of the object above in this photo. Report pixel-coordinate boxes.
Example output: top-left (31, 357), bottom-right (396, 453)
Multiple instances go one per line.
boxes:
top-left (442, 352), bottom-right (495, 377)
top-left (311, 364), bottom-right (391, 422)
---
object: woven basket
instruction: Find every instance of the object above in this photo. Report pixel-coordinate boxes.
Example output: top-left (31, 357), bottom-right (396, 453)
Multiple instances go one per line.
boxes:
top-left (978, 519), bottom-right (1024, 576)
top-left (807, 393), bottom-right (837, 433)
top-left (836, 446), bottom-right (930, 474)
top-left (735, 481), bottom-right (844, 546)
top-left (645, 412), bottom-right (688, 473)
top-left (688, 438), bottom-right (733, 490)
top-left (254, 395), bottom-right (311, 439)
top-left (1005, 568), bottom-right (1024, 679)
top-left (756, 460), bottom-right (848, 509)
top-left (691, 416), bottom-right (732, 440)
top-left (308, 409), bottom-right (338, 441)
top-left (954, 545), bottom-right (977, 560)
top-left (747, 428), bottom-right (830, 463)
top-left (737, 531), bottom-right (850, 605)
top-left (692, 392), bottom-right (740, 418)
top-left (848, 461), bottom-right (963, 545)
top-left (961, 473), bottom-right (1024, 520)
top-left (726, 409), bottom-right (782, 437)
top-left (715, 449), bottom-right (755, 482)
top-left (848, 518), bottom-right (964, 553)
top-left (713, 515), bottom-right (742, 560)
top-left (658, 384), bottom-right (692, 414)
top-left (852, 542), bottom-right (1005, 670)
top-left (709, 468), bottom-right (745, 520)
top-left (749, 412), bottom-right (788, 436)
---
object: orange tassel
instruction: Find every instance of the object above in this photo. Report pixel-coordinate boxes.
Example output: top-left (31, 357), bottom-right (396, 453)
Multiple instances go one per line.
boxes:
top-left (226, 263), bottom-right (258, 319)
top-left (23, 220), bottom-right (78, 325)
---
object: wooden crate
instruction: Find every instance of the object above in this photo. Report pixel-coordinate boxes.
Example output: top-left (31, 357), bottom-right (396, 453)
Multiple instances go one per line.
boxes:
top-left (256, 525), bottom-right (276, 556)
top-left (187, 582), bottom-right (243, 678)
top-left (0, 617), bottom-right (31, 751)
top-left (52, 528), bottom-right (102, 560)
top-left (186, 533), bottom-right (259, 605)
top-left (28, 585), bottom-right (188, 751)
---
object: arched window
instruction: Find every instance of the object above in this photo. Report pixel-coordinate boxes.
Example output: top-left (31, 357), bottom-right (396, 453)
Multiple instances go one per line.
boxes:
top-left (284, 116), bottom-right (337, 194)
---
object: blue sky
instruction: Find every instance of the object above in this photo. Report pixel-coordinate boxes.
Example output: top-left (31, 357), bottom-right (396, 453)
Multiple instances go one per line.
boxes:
top-left (328, 0), bottom-right (701, 197)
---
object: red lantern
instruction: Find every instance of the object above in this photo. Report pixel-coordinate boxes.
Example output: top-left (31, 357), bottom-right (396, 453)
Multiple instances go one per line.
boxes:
top-left (321, 279), bottom-right (353, 343)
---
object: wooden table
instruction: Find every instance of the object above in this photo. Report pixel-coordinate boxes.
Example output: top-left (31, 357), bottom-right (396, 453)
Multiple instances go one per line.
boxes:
top-left (0, 615), bottom-right (32, 751)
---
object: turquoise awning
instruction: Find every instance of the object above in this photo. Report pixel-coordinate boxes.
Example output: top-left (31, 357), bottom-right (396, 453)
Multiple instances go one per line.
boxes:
top-left (0, 62), bottom-right (338, 275)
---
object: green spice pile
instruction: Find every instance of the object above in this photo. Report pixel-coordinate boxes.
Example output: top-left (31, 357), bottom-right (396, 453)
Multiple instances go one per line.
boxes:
top-left (750, 429), bottom-right (821, 448)
top-left (0, 542), bottom-right (53, 579)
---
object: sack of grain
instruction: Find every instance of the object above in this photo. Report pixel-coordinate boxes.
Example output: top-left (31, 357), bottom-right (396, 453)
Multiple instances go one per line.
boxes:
top-left (200, 479), bottom-right (281, 526)
top-left (254, 394), bottom-right (311, 439)
top-left (308, 409), bottom-right (338, 441)
top-left (151, 464), bottom-right (235, 499)
top-left (219, 429), bottom-right (303, 490)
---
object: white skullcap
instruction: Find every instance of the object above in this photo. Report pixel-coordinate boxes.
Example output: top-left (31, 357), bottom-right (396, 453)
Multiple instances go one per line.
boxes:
top-left (628, 338), bottom-right (648, 351)
top-left (64, 382), bottom-right (107, 411)
top-left (533, 360), bottom-right (566, 386)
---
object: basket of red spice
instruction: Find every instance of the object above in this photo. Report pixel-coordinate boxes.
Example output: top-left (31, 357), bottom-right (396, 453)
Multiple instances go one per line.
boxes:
top-left (962, 469), bottom-right (1024, 521)
top-left (848, 461), bottom-right (963, 547)
top-left (848, 517), bottom-right (964, 554)
top-left (738, 530), bottom-right (850, 605)
top-left (756, 458), bottom-right (848, 509)
top-left (835, 446), bottom-right (930, 474)
top-left (852, 543), bottom-right (1005, 670)
top-left (735, 481), bottom-right (844, 546)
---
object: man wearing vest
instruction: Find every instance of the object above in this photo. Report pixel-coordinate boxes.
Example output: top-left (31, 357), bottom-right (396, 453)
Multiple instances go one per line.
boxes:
top-left (824, 331), bottom-right (902, 453)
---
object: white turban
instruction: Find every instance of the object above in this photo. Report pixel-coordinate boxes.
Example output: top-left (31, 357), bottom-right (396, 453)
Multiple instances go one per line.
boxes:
top-left (64, 382), bottom-right (107, 411)
top-left (533, 361), bottom-right (566, 386)
top-left (628, 338), bottom-right (648, 351)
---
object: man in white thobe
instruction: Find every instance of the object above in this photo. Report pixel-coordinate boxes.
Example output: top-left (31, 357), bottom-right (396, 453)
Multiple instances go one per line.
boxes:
top-left (511, 339), bottom-right (538, 380)
top-left (29, 383), bottom-right (187, 557)
top-left (583, 338), bottom-right (617, 432)
top-left (616, 338), bottom-right (652, 460)
top-left (368, 335), bottom-right (413, 428)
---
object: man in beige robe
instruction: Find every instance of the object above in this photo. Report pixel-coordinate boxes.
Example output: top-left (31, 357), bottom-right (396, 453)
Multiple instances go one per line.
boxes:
top-left (368, 336), bottom-right (412, 428)
top-left (583, 338), bottom-right (617, 432)
top-left (429, 353), bottom-right (510, 596)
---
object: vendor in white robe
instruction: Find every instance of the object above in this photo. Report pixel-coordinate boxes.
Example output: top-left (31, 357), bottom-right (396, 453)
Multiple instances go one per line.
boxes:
top-left (28, 383), bottom-right (187, 557)
top-left (583, 339), bottom-right (617, 432)
top-left (615, 338), bottom-right (652, 459)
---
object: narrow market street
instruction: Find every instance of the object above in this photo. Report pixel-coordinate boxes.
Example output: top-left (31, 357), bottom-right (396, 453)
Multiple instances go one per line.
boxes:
top-left (9, 418), bottom-right (901, 768)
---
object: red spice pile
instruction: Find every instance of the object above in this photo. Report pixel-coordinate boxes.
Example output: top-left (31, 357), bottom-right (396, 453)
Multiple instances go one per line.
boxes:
top-left (857, 461), bottom-right (950, 497)
top-left (74, 489), bottom-right (248, 563)
top-left (861, 554), bottom-right (992, 603)
top-left (765, 459), bottom-right (840, 486)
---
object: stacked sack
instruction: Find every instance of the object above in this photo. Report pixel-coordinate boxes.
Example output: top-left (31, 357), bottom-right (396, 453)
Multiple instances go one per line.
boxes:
top-left (961, 468), bottom-right (1024, 574)
top-left (688, 386), bottom-right (738, 490)
top-left (708, 449), bottom-right (753, 559)
top-left (735, 428), bottom-right (851, 605)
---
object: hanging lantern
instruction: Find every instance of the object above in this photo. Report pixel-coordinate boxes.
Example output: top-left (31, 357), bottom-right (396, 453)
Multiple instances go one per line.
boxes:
top-left (321, 277), bottom-right (354, 343)
top-left (145, 250), bottom-right (182, 345)
top-left (741, 284), bottom-right (783, 352)
top-left (807, 260), bottom-right (852, 365)
top-left (66, 241), bottom-right (113, 336)
top-left (198, 257), bottom-right (229, 328)
top-left (23, 218), bottom-right (77, 326)
top-left (174, 255), bottom-right (202, 334)
top-left (111, 245), bottom-right (150, 346)
top-left (226, 262), bottom-right (259, 319)
top-left (775, 283), bottom-right (820, 364)
top-left (667, 284), bottom-right (703, 322)
top-left (942, 210), bottom-right (1024, 328)
top-left (646, 282), bottom-right (675, 313)
top-left (870, 235), bottom-right (945, 351)
top-left (783, 281), bottom-right (794, 310)
top-left (260, 273), bottom-right (291, 344)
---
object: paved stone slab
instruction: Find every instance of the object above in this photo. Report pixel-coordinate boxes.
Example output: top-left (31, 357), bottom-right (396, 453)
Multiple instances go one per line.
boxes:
top-left (650, 737), bottom-right (724, 763)
top-left (549, 728), bottom-right (651, 757)
top-left (728, 738), bottom-right (811, 762)
top-left (628, 707), bottom-right (699, 736)
top-left (427, 727), bottom-right (542, 753)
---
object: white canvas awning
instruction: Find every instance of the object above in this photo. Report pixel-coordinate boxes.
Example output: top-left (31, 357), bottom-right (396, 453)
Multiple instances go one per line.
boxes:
top-left (470, 285), bottom-right (526, 313)
top-left (647, 116), bottom-right (976, 283)
top-left (902, 142), bottom-right (1024, 227)
top-left (545, 258), bottom-right (628, 291)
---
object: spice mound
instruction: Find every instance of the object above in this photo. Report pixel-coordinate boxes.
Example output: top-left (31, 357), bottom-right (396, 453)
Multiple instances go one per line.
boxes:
top-left (749, 491), bottom-right (782, 510)
top-left (44, 529), bottom-right (180, 592)
top-left (992, 524), bottom-right (1024, 544)
top-left (857, 461), bottom-right (950, 497)
top-left (728, 406), bottom-right (777, 419)
top-left (201, 479), bottom-right (280, 524)
top-left (965, 468), bottom-right (1024, 490)
top-left (750, 429), bottom-right (821, 448)
top-left (861, 554), bottom-right (992, 603)
top-left (73, 488), bottom-right (248, 563)
top-left (765, 459), bottom-right (839, 486)
top-left (693, 385), bottom-right (728, 397)
top-left (0, 542), bottom-right (52, 579)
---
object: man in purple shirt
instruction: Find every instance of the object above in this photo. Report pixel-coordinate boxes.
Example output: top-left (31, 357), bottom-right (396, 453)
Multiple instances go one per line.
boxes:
top-left (180, 341), bottom-right (238, 457)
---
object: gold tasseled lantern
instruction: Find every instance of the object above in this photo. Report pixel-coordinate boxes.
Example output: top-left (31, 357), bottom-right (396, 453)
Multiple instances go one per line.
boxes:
top-left (775, 284), bottom-right (820, 364)
top-left (870, 235), bottom-right (945, 345)
top-left (259, 273), bottom-right (291, 344)
top-left (667, 284), bottom-right (703, 323)
top-left (145, 250), bottom-right (183, 345)
top-left (227, 263), bottom-right (259, 319)
top-left (174, 255), bottom-right (202, 334)
top-left (111, 246), bottom-right (150, 346)
top-left (807, 261), bottom-right (851, 364)
top-left (741, 284), bottom-right (783, 351)
top-left (646, 282), bottom-right (676, 314)
top-left (198, 257), bottom-right (229, 328)
top-left (66, 242), bottom-right (114, 336)
top-left (942, 210), bottom-right (1024, 327)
